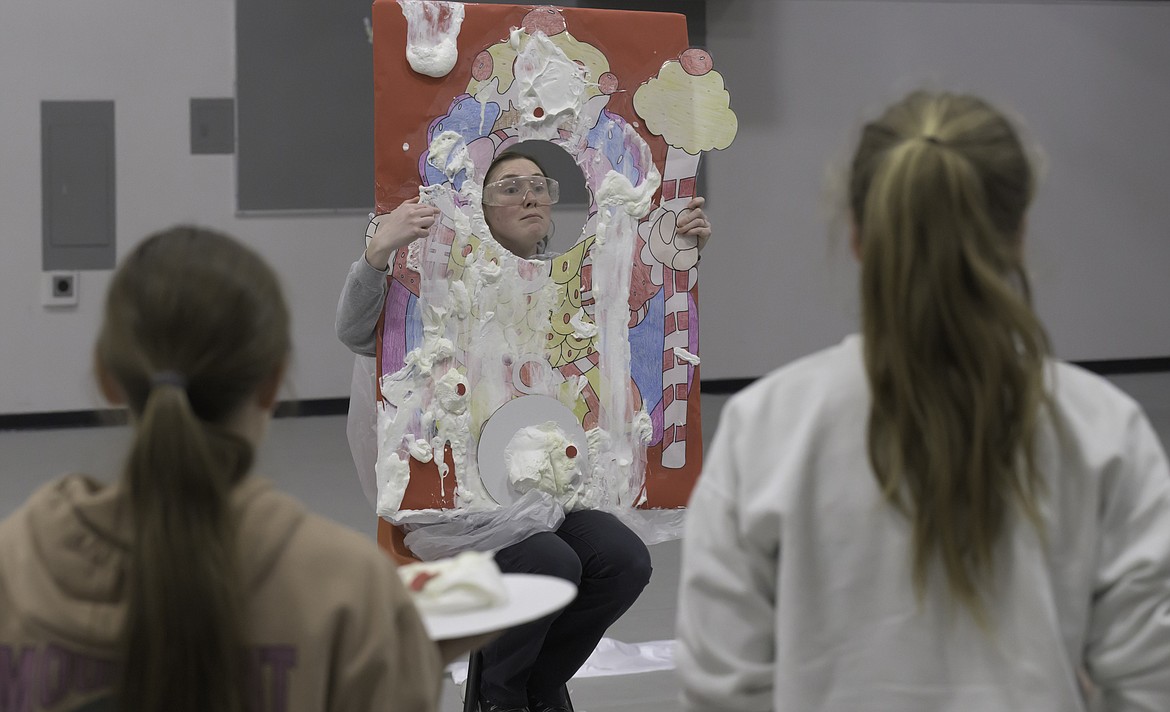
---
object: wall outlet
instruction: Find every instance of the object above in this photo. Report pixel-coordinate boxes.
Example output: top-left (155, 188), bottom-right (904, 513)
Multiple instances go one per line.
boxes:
top-left (42, 271), bottom-right (79, 307)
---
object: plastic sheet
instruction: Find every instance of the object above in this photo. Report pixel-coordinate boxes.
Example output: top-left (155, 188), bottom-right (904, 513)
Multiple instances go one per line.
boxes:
top-left (346, 355), bottom-right (379, 507)
top-left (611, 507), bottom-right (686, 546)
top-left (446, 637), bottom-right (676, 685)
top-left (402, 489), bottom-right (566, 561)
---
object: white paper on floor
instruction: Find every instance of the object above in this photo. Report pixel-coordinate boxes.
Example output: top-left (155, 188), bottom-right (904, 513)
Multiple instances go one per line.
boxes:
top-left (447, 638), bottom-right (675, 685)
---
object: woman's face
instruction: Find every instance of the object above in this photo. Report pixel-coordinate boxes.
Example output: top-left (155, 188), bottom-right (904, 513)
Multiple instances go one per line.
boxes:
top-left (482, 157), bottom-right (552, 258)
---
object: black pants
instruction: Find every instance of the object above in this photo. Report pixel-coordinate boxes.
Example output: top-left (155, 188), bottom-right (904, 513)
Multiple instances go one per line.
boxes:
top-left (479, 510), bottom-right (653, 707)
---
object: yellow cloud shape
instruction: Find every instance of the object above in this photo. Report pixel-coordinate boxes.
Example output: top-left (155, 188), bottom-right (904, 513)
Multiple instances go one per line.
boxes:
top-left (633, 61), bottom-right (737, 154)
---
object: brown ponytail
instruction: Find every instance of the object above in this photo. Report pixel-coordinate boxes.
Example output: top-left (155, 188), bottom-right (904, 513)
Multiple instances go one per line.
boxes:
top-left (849, 92), bottom-right (1050, 619)
top-left (96, 227), bottom-right (290, 712)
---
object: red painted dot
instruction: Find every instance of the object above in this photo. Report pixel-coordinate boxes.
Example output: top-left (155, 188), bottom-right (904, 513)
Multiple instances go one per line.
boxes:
top-left (472, 51), bottom-right (493, 81)
top-left (598, 72), bottom-right (619, 95)
top-left (546, 333), bottom-right (554, 340)
top-left (565, 445), bottom-right (578, 458)
top-left (455, 383), bottom-right (466, 396)
top-left (533, 106), bottom-right (545, 118)
top-left (679, 48), bottom-right (713, 76)
top-left (462, 245), bottom-right (473, 257)
top-left (521, 7), bottom-right (566, 36)
top-left (563, 313), bottom-right (571, 324)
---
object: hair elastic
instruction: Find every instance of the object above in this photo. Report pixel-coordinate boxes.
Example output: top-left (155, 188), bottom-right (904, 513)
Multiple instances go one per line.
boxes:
top-left (150, 370), bottom-right (188, 390)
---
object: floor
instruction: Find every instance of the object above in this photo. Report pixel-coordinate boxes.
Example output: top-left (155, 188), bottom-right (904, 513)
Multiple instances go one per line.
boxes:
top-left (1, 373), bottom-right (1167, 711)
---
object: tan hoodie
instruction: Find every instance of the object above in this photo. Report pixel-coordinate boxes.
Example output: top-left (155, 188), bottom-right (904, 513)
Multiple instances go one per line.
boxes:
top-left (0, 474), bottom-right (442, 712)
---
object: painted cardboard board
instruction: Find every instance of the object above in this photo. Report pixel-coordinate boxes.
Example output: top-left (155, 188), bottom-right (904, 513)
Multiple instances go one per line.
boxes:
top-left (370, 1), bottom-right (736, 519)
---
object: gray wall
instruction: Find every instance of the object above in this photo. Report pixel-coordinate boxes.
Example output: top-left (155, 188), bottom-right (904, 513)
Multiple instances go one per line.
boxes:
top-left (0, 0), bottom-right (366, 415)
top-left (2, 0), bottom-right (1168, 415)
top-left (701, 0), bottom-right (1170, 378)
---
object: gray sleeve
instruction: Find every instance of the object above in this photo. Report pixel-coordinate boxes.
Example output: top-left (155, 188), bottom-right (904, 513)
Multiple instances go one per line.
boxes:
top-left (336, 255), bottom-right (391, 357)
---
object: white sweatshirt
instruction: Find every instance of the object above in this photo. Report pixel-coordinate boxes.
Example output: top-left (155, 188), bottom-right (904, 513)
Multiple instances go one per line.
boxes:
top-left (677, 335), bottom-right (1170, 712)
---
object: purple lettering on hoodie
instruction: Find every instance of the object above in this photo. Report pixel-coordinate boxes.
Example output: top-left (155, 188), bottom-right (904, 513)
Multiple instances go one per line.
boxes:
top-left (258, 646), bottom-right (297, 712)
top-left (0, 643), bottom-right (297, 711)
top-left (72, 652), bottom-right (115, 693)
top-left (0, 645), bottom-right (36, 712)
top-left (38, 644), bottom-right (71, 707)
top-left (247, 650), bottom-right (264, 712)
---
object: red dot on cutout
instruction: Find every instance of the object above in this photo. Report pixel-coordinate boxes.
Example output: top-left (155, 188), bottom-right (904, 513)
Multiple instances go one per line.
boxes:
top-left (462, 245), bottom-right (473, 257)
top-left (455, 383), bottom-right (466, 396)
top-left (521, 7), bottom-right (566, 36)
top-left (599, 72), bottom-right (619, 95)
top-left (472, 51), bottom-right (493, 81)
top-left (679, 49), bottom-right (713, 76)
top-left (565, 445), bottom-right (578, 458)
top-left (533, 106), bottom-right (545, 118)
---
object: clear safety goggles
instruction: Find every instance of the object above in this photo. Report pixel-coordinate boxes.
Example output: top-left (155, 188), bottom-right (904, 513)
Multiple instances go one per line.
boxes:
top-left (482, 175), bottom-right (560, 206)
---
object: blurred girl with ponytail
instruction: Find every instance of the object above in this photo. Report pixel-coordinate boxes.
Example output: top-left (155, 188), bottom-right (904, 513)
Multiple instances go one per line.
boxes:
top-left (676, 92), bottom-right (1170, 711)
top-left (0, 227), bottom-right (444, 712)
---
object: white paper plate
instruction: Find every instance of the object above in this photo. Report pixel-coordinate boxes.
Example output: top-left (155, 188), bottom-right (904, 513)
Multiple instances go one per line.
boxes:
top-left (419, 573), bottom-right (577, 641)
top-left (476, 394), bottom-right (590, 506)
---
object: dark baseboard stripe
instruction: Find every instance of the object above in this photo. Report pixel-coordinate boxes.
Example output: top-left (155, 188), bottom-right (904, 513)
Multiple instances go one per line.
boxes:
top-left (2, 359), bottom-right (1167, 431)
top-left (700, 356), bottom-right (1170, 396)
top-left (0, 409), bottom-right (130, 430)
top-left (272, 397), bottom-right (350, 418)
top-left (0, 397), bottom-right (351, 431)
top-left (1073, 357), bottom-right (1170, 376)
top-left (700, 378), bottom-right (757, 395)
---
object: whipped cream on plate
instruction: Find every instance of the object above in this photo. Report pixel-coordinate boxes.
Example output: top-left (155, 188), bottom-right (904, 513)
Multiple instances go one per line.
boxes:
top-left (398, 550), bottom-right (509, 614)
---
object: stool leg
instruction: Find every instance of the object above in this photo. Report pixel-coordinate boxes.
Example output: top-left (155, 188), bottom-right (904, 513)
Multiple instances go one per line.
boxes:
top-left (463, 650), bottom-right (484, 712)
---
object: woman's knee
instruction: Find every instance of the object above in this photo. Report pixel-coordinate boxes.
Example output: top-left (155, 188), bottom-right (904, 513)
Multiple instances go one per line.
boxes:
top-left (494, 532), bottom-right (583, 584)
top-left (599, 529), bottom-right (652, 611)
top-left (619, 535), bottom-right (653, 591)
top-left (538, 550), bottom-right (584, 584)
top-left (563, 511), bottom-right (653, 589)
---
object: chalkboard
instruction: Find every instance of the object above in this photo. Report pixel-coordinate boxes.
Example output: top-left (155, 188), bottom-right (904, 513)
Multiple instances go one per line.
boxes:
top-left (234, 0), bottom-right (704, 213)
top-left (236, 0), bottom-right (375, 212)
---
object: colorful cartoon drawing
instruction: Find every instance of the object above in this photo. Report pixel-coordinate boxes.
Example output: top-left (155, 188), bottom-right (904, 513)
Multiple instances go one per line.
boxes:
top-left (371, 1), bottom-right (736, 520)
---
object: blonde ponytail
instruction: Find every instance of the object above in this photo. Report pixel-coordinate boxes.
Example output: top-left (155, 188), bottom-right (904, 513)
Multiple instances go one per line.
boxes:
top-left (849, 92), bottom-right (1050, 619)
